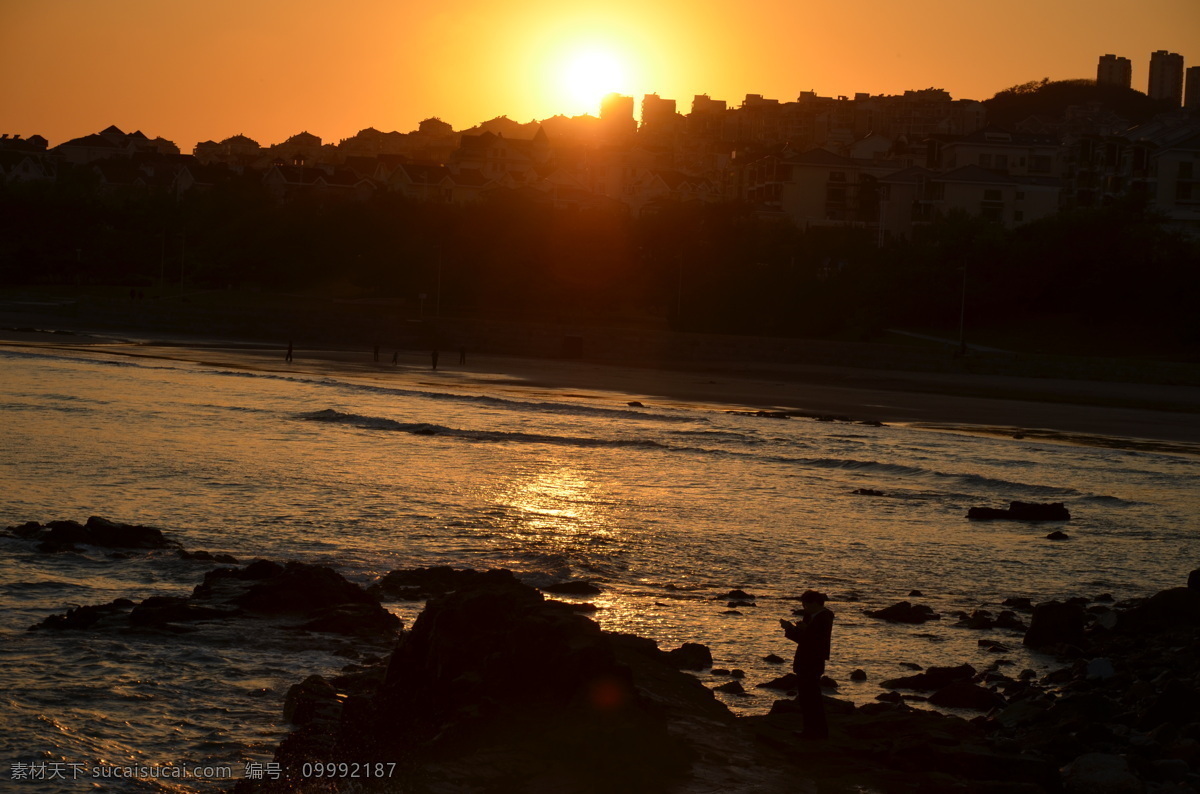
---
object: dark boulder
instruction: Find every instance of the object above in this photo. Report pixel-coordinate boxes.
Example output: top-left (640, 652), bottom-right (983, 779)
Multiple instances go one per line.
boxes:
top-left (865, 601), bottom-right (941, 623)
top-left (928, 681), bottom-right (1005, 711)
top-left (880, 664), bottom-right (977, 692)
top-left (233, 561), bottom-right (377, 614)
top-left (1023, 600), bottom-right (1087, 648)
top-left (1189, 568), bottom-right (1199, 591)
top-left (664, 642), bottom-right (713, 670)
top-left (757, 674), bottom-right (799, 691)
top-left (1046, 531), bottom-right (1070, 540)
top-left (713, 680), bottom-right (746, 695)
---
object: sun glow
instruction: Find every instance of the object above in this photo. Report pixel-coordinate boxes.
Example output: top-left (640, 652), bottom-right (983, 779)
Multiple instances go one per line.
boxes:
top-left (560, 49), bottom-right (630, 110)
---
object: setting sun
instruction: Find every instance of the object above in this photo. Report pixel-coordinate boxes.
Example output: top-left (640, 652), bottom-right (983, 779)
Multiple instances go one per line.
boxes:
top-left (559, 48), bottom-right (630, 111)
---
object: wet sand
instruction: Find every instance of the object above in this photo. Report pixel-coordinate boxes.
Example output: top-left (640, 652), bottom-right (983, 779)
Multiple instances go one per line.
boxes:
top-left (4, 324), bottom-right (1199, 453)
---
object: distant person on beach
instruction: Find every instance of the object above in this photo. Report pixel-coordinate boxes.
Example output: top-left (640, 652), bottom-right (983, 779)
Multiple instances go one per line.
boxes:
top-left (373, 344), bottom-right (380, 363)
top-left (459, 346), bottom-right (466, 365)
top-left (285, 341), bottom-right (293, 363)
top-left (780, 590), bottom-right (834, 739)
top-left (431, 350), bottom-right (439, 370)
top-left (392, 351), bottom-right (398, 366)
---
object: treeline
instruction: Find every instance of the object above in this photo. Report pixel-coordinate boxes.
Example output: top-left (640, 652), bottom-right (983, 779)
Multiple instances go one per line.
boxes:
top-left (1, 171), bottom-right (1196, 350)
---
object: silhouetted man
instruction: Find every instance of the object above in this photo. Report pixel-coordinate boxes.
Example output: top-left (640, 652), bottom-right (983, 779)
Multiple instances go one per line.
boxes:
top-left (431, 350), bottom-right (439, 370)
top-left (781, 590), bottom-right (834, 739)
top-left (285, 341), bottom-right (293, 363)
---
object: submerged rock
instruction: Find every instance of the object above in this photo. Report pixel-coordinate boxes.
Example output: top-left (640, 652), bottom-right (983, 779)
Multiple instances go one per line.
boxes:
top-left (864, 601), bottom-right (941, 623)
top-left (967, 501), bottom-right (1071, 521)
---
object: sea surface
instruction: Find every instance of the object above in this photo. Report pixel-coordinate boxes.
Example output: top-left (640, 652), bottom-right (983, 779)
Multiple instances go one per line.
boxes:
top-left (2, 342), bottom-right (1198, 791)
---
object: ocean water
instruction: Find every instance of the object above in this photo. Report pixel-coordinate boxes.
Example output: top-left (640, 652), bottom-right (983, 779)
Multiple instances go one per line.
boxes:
top-left (2, 343), bottom-right (1198, 791)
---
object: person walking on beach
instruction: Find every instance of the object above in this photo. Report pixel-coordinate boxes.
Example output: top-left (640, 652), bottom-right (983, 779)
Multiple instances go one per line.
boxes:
top-left (780, 590), bottom-right (834, 739)
top-left (458, 346), bottom-right (466, 365)
top-left (431, 349), bottom-right (439, 370)
top-left (285, 340), bottom-right (293, 363)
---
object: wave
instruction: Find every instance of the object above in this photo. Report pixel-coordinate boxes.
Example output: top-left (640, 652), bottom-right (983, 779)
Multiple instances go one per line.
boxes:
top-left (298, 408), bottom-right (671, 451)
top-left (329, 379), bottom-right (698, 423)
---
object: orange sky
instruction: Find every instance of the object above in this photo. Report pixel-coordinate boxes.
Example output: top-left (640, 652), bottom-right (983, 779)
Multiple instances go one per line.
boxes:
top-left (1, 0), bottom-right (1196, 151)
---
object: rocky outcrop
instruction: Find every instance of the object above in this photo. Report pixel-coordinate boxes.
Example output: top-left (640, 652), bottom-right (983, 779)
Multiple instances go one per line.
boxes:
top-left (6, 516), bottom-right (179, 551)
top-left (243, 570), bottom-right (791, 793)
top-left (31, 560), bottom-right (400, 640)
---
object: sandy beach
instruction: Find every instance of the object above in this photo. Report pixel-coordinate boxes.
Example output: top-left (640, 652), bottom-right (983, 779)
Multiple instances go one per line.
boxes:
top-left (4, 322), bottom-right (1199, 452)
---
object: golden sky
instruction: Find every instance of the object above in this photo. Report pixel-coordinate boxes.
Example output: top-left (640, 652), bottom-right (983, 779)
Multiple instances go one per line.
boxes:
top-left (0, 0), bottom-right (1196, 150)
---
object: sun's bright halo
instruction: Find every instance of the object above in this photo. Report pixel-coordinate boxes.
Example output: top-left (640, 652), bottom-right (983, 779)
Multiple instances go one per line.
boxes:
top-left (557, 47), bottom-right (630, 113)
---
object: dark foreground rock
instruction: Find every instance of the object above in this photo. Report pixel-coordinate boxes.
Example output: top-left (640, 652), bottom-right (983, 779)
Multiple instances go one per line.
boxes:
top-left (238, 569), bottom-right (798, 793)
top-left (235, 572), bottom-right (1090, 794)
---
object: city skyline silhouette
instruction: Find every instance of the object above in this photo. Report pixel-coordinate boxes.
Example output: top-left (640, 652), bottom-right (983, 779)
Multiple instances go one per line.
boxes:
top-left (1, 0), bottom-right (1195, 151)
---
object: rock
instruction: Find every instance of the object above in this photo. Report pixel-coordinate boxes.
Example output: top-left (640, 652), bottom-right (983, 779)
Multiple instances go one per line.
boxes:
top-left (908, 589), bottom-right (924, 597)
top-left (713, 680), bottom-right (746, 695)
top-left (927, 681), bottom-right (1005, 711)
top-left (1060, 752), bottom-right (1143, 794)
top-left (763, 653), bottom-right (785, 664)
top-left (724, 589), bottom-right (754, 600)
top-left (14, 516), bottom-right (177, 550)
top-left (232, 561), bottom-right (379, 614)
top-left (1085, 658), bottom-right (1116, 680)
top-left (880, 663), bottom-right (977, 692)
top-left (1117, 587), bottom-right (1200, 633)
top-left (757, 673), bottom-right (799, 691)
top-left (664, 642), bottom-right (713, 670)
top-left (1047, 531), bottom-right (1071, 540)
top-left (1023, 600), bottom-right (1087, 648)
top-left (626, 401), bottom-right (644, 407)
top-left (850, 669), bottom-right (868, 681)
top-left (1189, 568), bottom-right (1199, 591)
top-left (30, 598), bottom-right (133, 630)
top-left (852, 488), bottom-right (885, 496)
top-left (359, 571), bottom-right (712, 792)
top-left (865, 601), bottom-right (941, 623)
top-left (957, 609), bottom-right (996, 629)
top-left (283, 675), bottom-right (339, 725)
top-left (128, 596), bottom-right (236, 626)
top-left (967, 502), bottom-right (1071, 521)
top-left (995, 610), bottom-right (1028, 631)
top-left (541, 580), bottom-right (603, 596)
top-left (297, 603), bottom-right (401, 636)
top-left (1004, 597), bottom-right (1034, 611)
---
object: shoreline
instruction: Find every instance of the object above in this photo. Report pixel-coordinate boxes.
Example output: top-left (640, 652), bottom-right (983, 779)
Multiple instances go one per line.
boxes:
top-left (4, 322), bottom-right (1200, 454)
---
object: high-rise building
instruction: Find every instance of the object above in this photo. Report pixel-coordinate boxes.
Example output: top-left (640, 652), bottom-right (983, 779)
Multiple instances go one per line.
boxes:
top-left (599, 93), bottom-right (635, 137)
top-left (1186, 66), bottom-right (1200, 109)
top-left (1097, 54), bottom-right (1132, 89)
top-left (641, 94), bottom-right (678, 129)
top-left (1148, 50), bottom-right (1185, 105)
